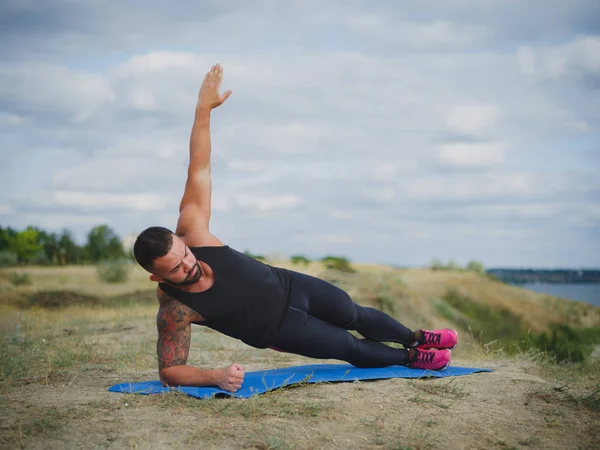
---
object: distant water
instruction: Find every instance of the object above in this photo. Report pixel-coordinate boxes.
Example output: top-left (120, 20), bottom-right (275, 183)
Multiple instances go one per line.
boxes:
top-left (519, 283), bottom-right (600, 307)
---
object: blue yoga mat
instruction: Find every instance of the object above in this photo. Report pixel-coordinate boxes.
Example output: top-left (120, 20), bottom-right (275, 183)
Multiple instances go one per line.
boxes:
top-left (109, 364), bottom-right (492, 399)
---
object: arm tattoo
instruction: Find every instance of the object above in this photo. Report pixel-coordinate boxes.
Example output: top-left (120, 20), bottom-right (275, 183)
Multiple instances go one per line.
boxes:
top-left (156, 299), bottom-right (192, 371)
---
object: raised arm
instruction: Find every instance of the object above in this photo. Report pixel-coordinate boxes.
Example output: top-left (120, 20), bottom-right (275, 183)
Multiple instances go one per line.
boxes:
top-left (157, 297), bottom-right (244, 391)
top-left (176, 64), bottom-right (232, 242)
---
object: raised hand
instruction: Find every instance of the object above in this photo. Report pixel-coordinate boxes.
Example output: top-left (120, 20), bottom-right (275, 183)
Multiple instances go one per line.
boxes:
top-left (197, 63), bottom-right (232, 110)
top-left (215, 363), bottom-right (245, 392)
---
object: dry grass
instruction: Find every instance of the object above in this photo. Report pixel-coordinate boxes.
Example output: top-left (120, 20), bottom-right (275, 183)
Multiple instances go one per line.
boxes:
top-left (0, 264), bottom-right (155, 298)
top-left (398, 269), bottom-right (600, 331)
top-left (1, 263), bottom-right (599, 449)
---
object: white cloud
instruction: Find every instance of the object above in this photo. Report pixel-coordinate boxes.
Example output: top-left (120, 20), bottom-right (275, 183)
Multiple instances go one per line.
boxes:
top-left (256, 124), bottom-right (330, 154)
top-left (227, 161), bottom-right (268, 173)
top-left (1, 2), bottom-right (599, 266)
top-left (437, 142), bottom-right (505, 168)
top-left (0, 113), bottom-right (26, 127)
top-left (345, 15), bottom-right (490, 49)
top-left (129, 87), bottom-right (158, 111)
top-left (0, 63), bottom-right (115, 121)
top-left (517, 36), bottom-right (600, 82)
top-left (114, 51), bottom-right (201, 77)
top-left (122, 232), bottom-right (139, 252)
top-left (50, 154), bottom-right (185, 192)
top-left (326, 209), bottom-right (356, 220)
top-left (294, 233), bottom-right (355, 244)
top-left (371, 164), bottom-right (398, 181)
top-left (52, 191), bottom-right (169, 212)
top-left (2, 212), bottom-right (114, 233)
top-left (235, 194), bottom-right (303, 211)
top-left (402, 171), bottom-right (583, 202)
top-left (445, 104), bottom-right (498, 135)
top-left (210, 193), bottom-right (232, 212)
top-left (360, 187), bottom-right (396, 203)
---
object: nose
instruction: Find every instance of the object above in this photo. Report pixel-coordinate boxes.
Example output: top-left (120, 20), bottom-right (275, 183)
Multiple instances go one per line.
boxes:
top-left (183, 259), bottom-right (195, 272)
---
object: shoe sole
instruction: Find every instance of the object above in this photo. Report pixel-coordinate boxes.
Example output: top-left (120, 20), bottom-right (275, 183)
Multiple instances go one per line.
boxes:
top-left (411, 349), bottom-right (452, 371)
top-left (412, 360), bottom-right (451, 371)
top-left (447, 328), bottom-right (458, 350)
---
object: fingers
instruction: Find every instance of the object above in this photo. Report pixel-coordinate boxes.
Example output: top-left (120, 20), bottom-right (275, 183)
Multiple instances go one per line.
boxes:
top-left (228, 363), bottom-right (244, 377)
top-left (205, 64), bottom-right (223, 83)
top-left (227, 375), bottom-right (243, 392)
top-left (220, 363), bottom-right (244, 392)
top-left (221, 90), bottom-right (232, 102)
top-left (198, 63), bottom-right (230, 109)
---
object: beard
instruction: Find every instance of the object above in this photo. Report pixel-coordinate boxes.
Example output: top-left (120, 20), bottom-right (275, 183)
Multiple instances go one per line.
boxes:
top-left (167, 261), bottom-right (203, 286)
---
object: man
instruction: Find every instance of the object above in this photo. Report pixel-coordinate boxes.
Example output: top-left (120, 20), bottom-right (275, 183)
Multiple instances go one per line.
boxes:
top-left (133, 64), bottom-right (458, 393)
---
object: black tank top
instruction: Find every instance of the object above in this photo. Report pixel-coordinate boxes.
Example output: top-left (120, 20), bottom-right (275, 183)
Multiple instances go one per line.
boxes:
top-left (158, 246), bottom-right (292, 348)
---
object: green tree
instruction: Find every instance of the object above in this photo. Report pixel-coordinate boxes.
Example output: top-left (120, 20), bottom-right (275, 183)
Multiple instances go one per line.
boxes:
top-left (243, 249), bottom-right (266, 261)
top-left (58, 229), bottom-right (84, 265)
top-left (38, 230), bottom-right (59, 264)
top-left (290, 255), bottom-right (311, 265)
top-left (0, 251), bottom-right (18, 267)
top-left (0, 226), bottom-right (18, 252)
top-left (445, 259), bottom-right (462, 271)
top-left (12, 227), bottom-right (41, 263)
top-left (85, 225), bottom-right (126, 262)
top-left (430, 258), bottom-right (444, 270)
top-left (321, 256), bottom-right (355, 273)
top-left (466, 260), bottom-right (486, 274)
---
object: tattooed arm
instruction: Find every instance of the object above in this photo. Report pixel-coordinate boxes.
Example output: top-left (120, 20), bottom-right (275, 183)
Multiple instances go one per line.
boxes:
top-left (156, 299), bottom-right (245, 392)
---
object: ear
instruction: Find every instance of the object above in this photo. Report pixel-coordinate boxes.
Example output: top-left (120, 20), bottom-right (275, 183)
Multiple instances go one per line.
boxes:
top-left (149, 274), bottom-right (162, 282)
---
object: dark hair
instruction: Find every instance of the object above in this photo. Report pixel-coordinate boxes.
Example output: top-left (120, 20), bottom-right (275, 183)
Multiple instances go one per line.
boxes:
top-left (133, 226), bottom-right (174, 272)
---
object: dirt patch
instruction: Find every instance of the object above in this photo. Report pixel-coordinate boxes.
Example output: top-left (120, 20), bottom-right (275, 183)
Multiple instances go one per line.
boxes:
top-left (1, 289), bottom-right (156, 310)
top-left (24, 291), bottom-right (103, 309)
top-left (2, 344), bottom-right (599, 449)
top-left (2, 266), bottom-right (599, 449)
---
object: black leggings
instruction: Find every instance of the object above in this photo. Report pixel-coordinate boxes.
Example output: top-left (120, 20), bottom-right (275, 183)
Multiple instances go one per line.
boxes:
top-left (266, 271), bottom-right (414, 367)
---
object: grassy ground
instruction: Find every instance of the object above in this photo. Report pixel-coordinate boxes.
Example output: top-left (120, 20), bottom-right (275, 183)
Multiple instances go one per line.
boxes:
top-left (1, 263), bottom-right (599, 449)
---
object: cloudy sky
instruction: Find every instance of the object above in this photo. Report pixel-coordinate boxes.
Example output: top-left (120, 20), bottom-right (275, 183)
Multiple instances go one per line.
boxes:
top-left (1, 0), bottom-right (599, 268)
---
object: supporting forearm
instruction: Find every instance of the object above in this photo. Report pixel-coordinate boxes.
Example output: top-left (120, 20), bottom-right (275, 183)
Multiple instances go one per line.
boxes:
top-left (160, 364), bottom-right (219, 387)
top-left (189, 107), bottom-right (212, 172)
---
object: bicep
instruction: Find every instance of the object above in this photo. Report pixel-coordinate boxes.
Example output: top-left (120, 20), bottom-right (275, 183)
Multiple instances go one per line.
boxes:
top-left (176, 172), bottom-right (211, 237)
top-left (156, 306), bottom-right (191, 371)
top-left (179, 169), bottom-right (211, 219)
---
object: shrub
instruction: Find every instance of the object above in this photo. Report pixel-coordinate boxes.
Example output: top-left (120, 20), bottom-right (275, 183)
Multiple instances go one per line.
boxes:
top-left (442, 289), bottom-right (524, 344)
top-left (26, 291), bottom-right (102, 309)
top-left (534, 324), bottom-right (600, 363)
top-left (0, 250), bottom-right (18, 267)
top-left (466, 260), bottom-right (486, 275)
top-left (376, 295), bottom-right (396, 316)
top-left (96, 260), bottom-right (130, 283)
top-left (10, 272), bottom-right (31, 286)
top-left (430, 259), bottom-right (463, 271)
top-left (244, 250), bottom-right (266, 261)
top-left (430, 258), bottom-right (445, 270)
top-left (445, 260), bottom-right (462, 271)
top-left (290, 255), bottom-right (311, 266)
top-left (321, 256), bottom-right (355, 273)
top-left (33, 250), bottom-right (51, 266)
top-left (441, 289), bottom-right (600, 363)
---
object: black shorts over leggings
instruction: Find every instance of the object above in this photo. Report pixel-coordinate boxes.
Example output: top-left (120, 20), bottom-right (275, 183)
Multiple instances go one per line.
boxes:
top-left (265, 271), bottom-right (414, 368)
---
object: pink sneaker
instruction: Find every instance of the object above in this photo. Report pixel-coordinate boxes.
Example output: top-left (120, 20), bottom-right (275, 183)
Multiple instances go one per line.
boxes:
top-left (408, 348), bottom-right (451, 371)
top-left (416, 328), bottom-right (458, 350)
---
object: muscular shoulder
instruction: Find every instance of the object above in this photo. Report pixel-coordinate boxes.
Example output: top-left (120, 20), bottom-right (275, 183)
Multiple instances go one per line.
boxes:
top-left (157, 287), bottom-right (205, 324)
top-left (181, 231), bottom-right (224, 248)
top-left (176, 204), bottom-right (224, 247)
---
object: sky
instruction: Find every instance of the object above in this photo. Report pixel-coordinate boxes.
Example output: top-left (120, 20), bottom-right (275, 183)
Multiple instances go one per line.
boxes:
top-left (1, 0), bottom-right (599, 268)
